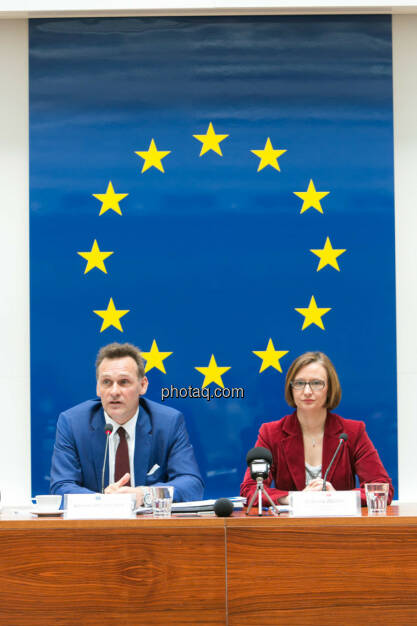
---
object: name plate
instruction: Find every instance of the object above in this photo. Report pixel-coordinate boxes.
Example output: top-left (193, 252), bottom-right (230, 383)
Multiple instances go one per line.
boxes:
top-left (289, 490), bottom-right (361, 517)
top-left (64, 493), bottom-right (136, 519)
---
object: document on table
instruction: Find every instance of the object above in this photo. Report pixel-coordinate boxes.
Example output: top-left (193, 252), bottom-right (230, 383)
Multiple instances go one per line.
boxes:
top-left (172, 497), bottom-right (245, 513)
top-left (135, 496), bottom-right (246, 515)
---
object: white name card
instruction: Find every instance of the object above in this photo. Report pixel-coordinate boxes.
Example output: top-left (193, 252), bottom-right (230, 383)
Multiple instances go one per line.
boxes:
top-left (64, 493), bottom-right (136, 519)
top-left (289, 490), bottom-right (361, 517)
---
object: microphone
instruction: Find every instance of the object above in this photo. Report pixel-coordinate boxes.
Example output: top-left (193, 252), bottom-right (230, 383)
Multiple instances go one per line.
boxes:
top-left (245, 447), bottom-right (279, 516)
top-left (214, 498), bottom-right (234, 517)
top-left (322, 433), bottom-right (348, 490)
top-left (101, 423), bottom-right (114, 493)
top-left (246, 447), bottom-right (273, 480)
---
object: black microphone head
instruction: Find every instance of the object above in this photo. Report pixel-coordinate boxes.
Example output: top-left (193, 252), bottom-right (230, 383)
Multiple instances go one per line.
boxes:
top-left (340, 433), bottom-right (348, 442)
top-left (246, 447), bottom-right (273, 466)
top-left (214, 498), bottom-right (234, 517)
top-left (104, 423), bottom-right (114, 435)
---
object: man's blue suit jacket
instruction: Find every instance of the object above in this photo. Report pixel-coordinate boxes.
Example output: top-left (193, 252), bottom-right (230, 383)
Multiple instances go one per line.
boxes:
top-left (50, 397), bottom-right (204, 502)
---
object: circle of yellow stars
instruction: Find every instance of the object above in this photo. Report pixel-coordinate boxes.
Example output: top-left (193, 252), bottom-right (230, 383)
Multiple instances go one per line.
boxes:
top-left (74, 121), bottom-right (348, 386)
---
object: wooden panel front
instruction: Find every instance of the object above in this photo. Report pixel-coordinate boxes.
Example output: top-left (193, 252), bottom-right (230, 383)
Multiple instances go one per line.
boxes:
top-left (227, 514), bottom-right (417, 625)
top-left (0, 519), bottom-right (225, 625)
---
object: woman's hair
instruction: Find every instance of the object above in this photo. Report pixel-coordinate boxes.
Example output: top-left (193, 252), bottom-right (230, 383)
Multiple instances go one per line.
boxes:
top-left (284, 351), bottom-right (341, 410)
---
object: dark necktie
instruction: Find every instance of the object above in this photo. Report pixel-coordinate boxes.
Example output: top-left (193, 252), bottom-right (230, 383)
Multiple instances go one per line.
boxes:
top-left (115, 426), bottom-right (131, 485)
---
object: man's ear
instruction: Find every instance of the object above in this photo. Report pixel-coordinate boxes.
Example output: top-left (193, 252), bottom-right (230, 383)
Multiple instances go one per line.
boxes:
top-left (139, 376), bottom-right (149, 395)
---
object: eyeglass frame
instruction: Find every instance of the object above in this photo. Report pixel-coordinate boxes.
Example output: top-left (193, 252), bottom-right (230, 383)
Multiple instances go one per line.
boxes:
top-left (290, 379), bottom-right (326, 391)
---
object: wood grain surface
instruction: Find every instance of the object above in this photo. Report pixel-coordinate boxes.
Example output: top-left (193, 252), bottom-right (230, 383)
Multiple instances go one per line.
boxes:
top-left (227, 512), bottom-right (417, 625)
top-left (2, 506), bottom-right (417, 625)
top-left (0, 520), bottom-right (225, 625)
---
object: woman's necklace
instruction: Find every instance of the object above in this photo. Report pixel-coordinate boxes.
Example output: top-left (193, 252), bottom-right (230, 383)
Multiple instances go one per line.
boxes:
top-left (309, 434), bottom-right (323, 447)
top-left (298, 413), bottom-right (326, 448)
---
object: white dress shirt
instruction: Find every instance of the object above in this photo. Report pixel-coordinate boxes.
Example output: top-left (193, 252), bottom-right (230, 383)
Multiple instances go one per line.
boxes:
top-left (104, 408), bottom-right (139, 486)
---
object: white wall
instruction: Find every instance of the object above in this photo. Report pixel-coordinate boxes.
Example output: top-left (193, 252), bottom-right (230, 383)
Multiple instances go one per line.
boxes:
top-left (0, 13), bottom-right (416, 503)
top-left (0, 19), bottom-right (30, 505)
top-left (1, 2), bottom-right (417, 18)
top-left (393, 15), bottom-right (417, 501)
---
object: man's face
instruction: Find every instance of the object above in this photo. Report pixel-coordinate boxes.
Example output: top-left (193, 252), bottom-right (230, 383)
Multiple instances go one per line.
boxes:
top-left (96, 356), bottom-right (148, 424)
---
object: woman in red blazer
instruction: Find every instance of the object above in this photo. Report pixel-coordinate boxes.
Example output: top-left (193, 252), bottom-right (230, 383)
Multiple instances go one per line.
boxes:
top-left (240, 351), bottom-right (393, 506)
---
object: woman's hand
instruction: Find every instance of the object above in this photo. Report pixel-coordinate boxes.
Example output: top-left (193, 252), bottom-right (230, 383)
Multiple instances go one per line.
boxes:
top-left (304, 478), bottom-right (335, 492)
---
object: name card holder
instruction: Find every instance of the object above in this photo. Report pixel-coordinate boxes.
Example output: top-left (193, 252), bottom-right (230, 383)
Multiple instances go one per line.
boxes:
top-left (64, 493), bottom-right (136, 519)
top-left (289, 490), bottom-right (361, 517)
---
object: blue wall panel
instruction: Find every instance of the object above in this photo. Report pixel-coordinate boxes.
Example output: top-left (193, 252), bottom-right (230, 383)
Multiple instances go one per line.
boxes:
top-left (30, 15), bottom-right (396, 498)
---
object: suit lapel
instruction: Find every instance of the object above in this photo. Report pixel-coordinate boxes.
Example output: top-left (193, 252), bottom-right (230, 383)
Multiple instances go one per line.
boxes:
top-left (322, 412), bottom-right (344, 483)
top-left (90, 405), bottom-right (108, 491)
top-left (282, 413), bottom-right (306, 491)
top-left (282, 412), bottom-right (344, 490)
top-left (133, 399), bottom-right (153, 487)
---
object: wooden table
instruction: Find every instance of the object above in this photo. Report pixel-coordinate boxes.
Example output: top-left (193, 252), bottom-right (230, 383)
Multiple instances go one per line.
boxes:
top-left (227, 503), bottom-right (417, 625)
top-left (1, 504), bottom-right (417, 625)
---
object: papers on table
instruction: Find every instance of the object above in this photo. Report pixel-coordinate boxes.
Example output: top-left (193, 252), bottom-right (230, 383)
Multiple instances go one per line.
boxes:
top-left (269, 505), bottom-right (290, 515)
top-left (135, 496), bottom-right (246, 515)
top-left (173, 497), bottom-right (245, 513)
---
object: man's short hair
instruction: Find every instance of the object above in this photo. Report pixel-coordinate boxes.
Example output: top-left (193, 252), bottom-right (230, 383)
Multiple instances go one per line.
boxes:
top-left (284, 351), bottom-right (341, 410)
top-left (95, 342), bottom-right (145, 379)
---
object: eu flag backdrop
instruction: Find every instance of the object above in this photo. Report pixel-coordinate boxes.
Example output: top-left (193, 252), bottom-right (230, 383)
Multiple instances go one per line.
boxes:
top-left (29, 15), bottom-right (396, 498)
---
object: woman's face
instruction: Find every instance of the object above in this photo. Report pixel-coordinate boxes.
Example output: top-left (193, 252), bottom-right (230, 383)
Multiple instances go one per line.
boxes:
top-left (291, 362), bottom-right (328, 413)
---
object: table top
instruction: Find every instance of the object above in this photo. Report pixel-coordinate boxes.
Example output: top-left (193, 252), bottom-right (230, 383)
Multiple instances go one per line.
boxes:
top-left (1, 502), bottom-right (417, 529)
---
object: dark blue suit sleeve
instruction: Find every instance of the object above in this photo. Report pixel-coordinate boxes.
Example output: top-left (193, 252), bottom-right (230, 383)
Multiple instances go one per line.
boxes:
top-left (50, 411), bottom-right (97, 496)
top-left (152, 413), bottom-right (204, 502)
top-left (50, 400), bottom-right (204, 502)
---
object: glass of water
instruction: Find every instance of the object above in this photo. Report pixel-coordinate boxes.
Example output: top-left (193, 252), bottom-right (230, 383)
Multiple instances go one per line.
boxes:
top-left (151, 486), bottom-right (174, 518)
top-left (365, 483), bottom-right (389, 514)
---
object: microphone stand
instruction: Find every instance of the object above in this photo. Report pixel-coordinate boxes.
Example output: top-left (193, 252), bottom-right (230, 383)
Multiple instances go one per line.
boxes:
top-left (101, 430), bottom-right (112, 494)
top-left (322, 437), bottom-right (346, 491)
top-left (246, 476), bottom-right (281, 517)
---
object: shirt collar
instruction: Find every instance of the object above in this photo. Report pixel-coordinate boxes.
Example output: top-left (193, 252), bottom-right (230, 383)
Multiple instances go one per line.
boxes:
top-left (104, 406), bottom-right (139, 439)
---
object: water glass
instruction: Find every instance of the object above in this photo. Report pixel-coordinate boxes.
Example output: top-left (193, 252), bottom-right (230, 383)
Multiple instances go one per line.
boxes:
top-left (151, 486), bottom-right (174, 518)
top-left (365, 483), bottom-right (389, 514)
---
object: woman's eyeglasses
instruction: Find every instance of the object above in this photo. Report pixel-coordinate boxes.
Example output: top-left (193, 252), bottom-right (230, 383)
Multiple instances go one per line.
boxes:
top-left (290, 379), bottom-right (326, 391)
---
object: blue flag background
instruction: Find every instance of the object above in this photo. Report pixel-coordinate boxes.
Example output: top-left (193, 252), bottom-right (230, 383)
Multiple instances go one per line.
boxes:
top-left (30, 15), bottom-right (396, 498)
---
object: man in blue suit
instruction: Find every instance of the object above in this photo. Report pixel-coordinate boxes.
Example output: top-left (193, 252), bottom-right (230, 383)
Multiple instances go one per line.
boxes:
top-left (50, 342), bottom-right (204, 504)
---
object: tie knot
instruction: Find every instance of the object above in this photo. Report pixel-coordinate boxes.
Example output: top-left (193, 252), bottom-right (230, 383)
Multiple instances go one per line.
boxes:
top-left (117, 426), bottom-right (127, 440)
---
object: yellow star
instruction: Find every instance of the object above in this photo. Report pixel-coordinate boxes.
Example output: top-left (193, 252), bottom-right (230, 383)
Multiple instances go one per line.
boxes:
top-left (141, 339), bottom-right (173, 374)
top-left (310, 237), bottom-right (346, 271)
top-left (193, 122), bottom-right (229, 156)
top-left (93, 298), bottom-right (129, 332)
top-left (293, 179), bottom-right (329, 214)
top-left (135, 138), bottom-right (171, 173)
top-left (195, 354), bottom-right (231, 389)
top-left (252, 338), bottom-right (289, 373)
top-left (251, 138), bottom-right (287, 172)
top-left (77, 240), bottom-right (114, 274)
top-left (295, 295), bottom-right (331, 331)
top-left (92, 181), bottom-right (128, 216)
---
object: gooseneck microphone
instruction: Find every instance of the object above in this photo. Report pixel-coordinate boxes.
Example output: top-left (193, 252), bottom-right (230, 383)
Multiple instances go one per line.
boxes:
top-left (245, 446), bottom-right (280, 516)
top-left (101, 423), bottom-right (114, 493)
top-left (322, 433), bottom-right (348, 491)
top-left (214, 498), bottom-right (234, 517)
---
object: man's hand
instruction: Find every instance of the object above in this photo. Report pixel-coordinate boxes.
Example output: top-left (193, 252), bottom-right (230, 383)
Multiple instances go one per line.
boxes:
top-left (117, 486), bottom-right (145, 507)
top-left (104, 473), bottom-right (144, 506)
top-left (104, 472), bottom-right (131, 494)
